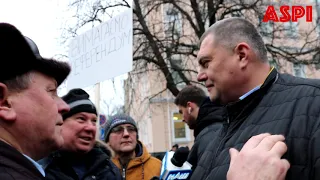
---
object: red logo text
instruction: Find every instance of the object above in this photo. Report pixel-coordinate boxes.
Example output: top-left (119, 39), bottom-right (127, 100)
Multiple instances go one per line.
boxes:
top-left (263, 6), bottom-right (313, 22)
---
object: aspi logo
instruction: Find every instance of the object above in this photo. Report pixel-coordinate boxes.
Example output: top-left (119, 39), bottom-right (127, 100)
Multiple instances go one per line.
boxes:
top-left (263, 4), bottom-right (313, 22)
top-left (166, 172), bottom-right (190, 180)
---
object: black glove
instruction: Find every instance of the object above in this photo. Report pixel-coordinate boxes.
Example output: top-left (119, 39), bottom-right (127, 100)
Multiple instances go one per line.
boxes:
top-left (171, 146), bottom-right (190, 167)
top-left (150, 176), bottom-right (160, 180)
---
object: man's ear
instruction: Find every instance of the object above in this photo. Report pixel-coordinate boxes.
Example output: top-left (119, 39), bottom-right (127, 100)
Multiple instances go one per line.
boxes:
top-left (0, 83), bottom-right (16, 122)
top-left (234, 42), bottom-right (250, 70)
top-left (186, 102), bottom-right (192, 111)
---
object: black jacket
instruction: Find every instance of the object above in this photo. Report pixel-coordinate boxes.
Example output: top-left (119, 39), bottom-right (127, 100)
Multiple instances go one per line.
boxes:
top-left (0, 140), bottom-right (45, 180)
top-left (44, 145), bottom-right (122, 180)
top-left (190, 68), bottom-right (320, 180)
top-left (187, 98), bottom-right (223, 169)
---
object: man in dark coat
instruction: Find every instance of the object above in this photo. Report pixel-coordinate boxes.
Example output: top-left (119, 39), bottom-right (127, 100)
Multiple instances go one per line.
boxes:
top-left (41, 88), bottom-right (122, 180)
top-left (191, 17), bottom-right (320, 180)
top-left (0, 23), bottom-right (71, 179)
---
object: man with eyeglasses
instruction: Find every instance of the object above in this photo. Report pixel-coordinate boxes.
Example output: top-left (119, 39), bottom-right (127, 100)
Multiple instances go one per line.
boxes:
top-left (104, 114), bottom-right (162, 180)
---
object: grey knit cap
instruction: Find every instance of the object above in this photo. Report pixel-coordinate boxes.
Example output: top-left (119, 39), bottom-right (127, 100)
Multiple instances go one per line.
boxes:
top-left (104, 114), bottom-right (138, 142)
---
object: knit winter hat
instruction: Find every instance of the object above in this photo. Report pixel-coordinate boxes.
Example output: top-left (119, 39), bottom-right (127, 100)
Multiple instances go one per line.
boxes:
top-left (104, 114), bottom-right (138, 142)
top-left (61, 88), bottom-right (97, 120)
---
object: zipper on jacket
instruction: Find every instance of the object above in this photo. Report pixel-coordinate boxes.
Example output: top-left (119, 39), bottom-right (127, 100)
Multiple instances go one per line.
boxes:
top-left (122, 167), bottom-right (126, 179)
top-left (214, 106), bottom-right (249, 158)
top-left (214, 109), bottom-right (230, 157)
top-left (214, 121), bottom-right (229, 157)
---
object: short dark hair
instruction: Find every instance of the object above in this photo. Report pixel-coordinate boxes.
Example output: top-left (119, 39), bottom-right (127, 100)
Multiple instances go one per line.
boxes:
top-left (200, 17), bottom-right (268, 62)
top-left (174, 85), bottom-right (207, 107)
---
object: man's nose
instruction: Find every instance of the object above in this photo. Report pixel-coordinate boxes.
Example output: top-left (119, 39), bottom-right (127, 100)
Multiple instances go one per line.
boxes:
top-left (58, 98), bottom-right (70, 114)
top-left (123, 128), bottom-right (130, 136)
top-left (84, 122), bottom-right (97, 131)
top-left (197, 71), bottom-right (208, 82)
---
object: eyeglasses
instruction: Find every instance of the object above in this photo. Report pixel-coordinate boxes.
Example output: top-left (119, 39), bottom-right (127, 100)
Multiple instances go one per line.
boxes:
top-left (111, 126), bottom-right (137, 135)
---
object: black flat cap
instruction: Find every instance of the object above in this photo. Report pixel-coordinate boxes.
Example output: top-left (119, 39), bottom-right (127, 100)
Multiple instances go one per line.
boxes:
top-left (0, 22), bottom-right (71, 86)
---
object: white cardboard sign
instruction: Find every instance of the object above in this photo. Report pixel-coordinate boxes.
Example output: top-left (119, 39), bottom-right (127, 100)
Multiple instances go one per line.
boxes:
top-left (66, 9), bottom-right (133, 90)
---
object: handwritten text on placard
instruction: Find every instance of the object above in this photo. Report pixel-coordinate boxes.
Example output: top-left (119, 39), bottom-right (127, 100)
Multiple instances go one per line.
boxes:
top-left (67, 9), bottom-right (133, 89)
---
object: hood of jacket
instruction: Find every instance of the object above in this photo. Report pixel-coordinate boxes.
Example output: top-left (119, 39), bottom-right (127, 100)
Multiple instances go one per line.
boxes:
top-left (194, 97), bottom-right (224, 137)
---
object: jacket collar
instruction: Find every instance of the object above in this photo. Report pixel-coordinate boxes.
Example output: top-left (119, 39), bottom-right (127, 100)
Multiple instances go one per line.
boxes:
top-left (194, 98), bottom-right (223, 137)
top-left (112, 141), bottom-right (151, 170)
top-left (0, 140), bottom-right (44, 178)
top-left (226, 67), bottom-right (278, 122)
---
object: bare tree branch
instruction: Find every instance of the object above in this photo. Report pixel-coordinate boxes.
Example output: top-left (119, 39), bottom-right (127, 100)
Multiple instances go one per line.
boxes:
top-left (64, 0), bottom-right (320, 107)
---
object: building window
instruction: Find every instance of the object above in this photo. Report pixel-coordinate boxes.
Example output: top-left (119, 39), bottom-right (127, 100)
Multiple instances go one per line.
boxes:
top-left (260, 20), bottom-right (274, 36)
top-left (170, 55), bottom-right (184, 85)
top-left (315, 54), bottom-right (320, 70)
top-left (231, 11), bottom-right (242, 17)
top-left (169, 54), bottom-right (186, 90)
top-left (292, 63), bottom-right (305, 78)
top-left (140, 73), bottom-right (148, 98)
top-left (172, 112), bottom-right (190, 142)
top-left (163, 4), bottom-right (182, 38)
top-left (284, 22), bottom-right (298, 37)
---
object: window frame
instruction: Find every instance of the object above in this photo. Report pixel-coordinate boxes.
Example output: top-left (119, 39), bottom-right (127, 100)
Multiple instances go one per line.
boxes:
top-left (171, 111), bottom-right (191, 143)
top-left (292, 63), bottom-right (306, 78)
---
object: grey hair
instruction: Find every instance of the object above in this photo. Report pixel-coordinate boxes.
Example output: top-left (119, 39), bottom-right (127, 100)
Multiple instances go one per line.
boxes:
top-left (200, 17), bottom-right (268, 62)
top-left (2, 72), bottom-right (34, 92)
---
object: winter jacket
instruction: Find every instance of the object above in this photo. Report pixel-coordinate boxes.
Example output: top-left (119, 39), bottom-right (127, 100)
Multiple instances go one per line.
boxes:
top-left (43, 145), bottom-right (122, 180)
top-left (187, 97), bottom-right (223, 169)
top-left (190, 68), bottom-right (320, 180)
top-left (0, 140), bottom-right (45, 180)
top-left (112, 141), bottom-right (162, 180)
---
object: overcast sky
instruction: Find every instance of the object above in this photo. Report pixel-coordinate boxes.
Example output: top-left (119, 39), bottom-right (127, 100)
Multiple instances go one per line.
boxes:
top-left (0, 0), bottom-right (68, 57)
top-left (0, 0), bottom-right (128, 115)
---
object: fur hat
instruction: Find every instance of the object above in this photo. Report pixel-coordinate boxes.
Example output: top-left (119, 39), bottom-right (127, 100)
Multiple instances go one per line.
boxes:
top-left (0, 23), bottom-right (70, 85)
top-left (104, 114), bottom-right (138, 142)
top-left (61, 88), bottom-right (97, 120)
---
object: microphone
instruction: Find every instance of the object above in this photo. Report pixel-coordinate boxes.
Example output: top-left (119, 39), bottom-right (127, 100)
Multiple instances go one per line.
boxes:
top-left (171, 146), bottom-right (189, 167)
top-left (160, 147), bottom-right (192, 180)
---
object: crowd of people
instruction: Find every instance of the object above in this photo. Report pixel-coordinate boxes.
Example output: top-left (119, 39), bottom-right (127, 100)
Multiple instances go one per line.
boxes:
top-left (0, 16), bottom-right (319, 180)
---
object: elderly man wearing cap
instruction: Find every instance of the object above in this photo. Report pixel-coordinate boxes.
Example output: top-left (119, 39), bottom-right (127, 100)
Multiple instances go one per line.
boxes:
top-left (0, 23), bottom-right (70, 179)
top-left (40, 88), bottom-right (122, 180)
top-left (104, 114), bottom-right (161, 180)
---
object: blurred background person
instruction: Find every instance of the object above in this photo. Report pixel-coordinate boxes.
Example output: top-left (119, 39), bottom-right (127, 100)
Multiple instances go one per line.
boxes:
top-left (170, 144), bottom-right (179, 152)
top-left (104, 114), bottom-right (161, 180)
top-left (174, 85), bottom-right (223, 171)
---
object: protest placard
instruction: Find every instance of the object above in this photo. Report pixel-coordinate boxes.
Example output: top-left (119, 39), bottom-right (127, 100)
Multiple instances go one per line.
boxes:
top-left (66, 9), bottom-right (133, 89)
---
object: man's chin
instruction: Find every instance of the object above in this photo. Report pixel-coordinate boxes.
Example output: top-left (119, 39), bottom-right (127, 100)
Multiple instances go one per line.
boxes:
top-left (209, 92), bottom-right (217, 100)
top-left (121, 146), bottom-right (135, 153)
top-left (54, 136), bottom-right (64, 150)
top-left (188, 124), bottom-right (196, 129)
top-left (209, 93), bottom-right (221, 104)
top-left (75, 147), bottom-right (92, 154)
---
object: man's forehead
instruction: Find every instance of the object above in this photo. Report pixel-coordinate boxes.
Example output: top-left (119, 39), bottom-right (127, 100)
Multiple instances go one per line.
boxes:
top-left (201, 34), bottom-right (215, 47)
top-left (32, 71), bottom-right (57, 87)
top-left (75, 112), bottom-right (97, 119)
top-left (49, 80), bottom-right (58, 88)
top-left (198, 35), bottom-right (216, 58)
top-left (115, 124), bottom-right (133, 128)
top-left (42, 79), bottom-right (57, 89)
